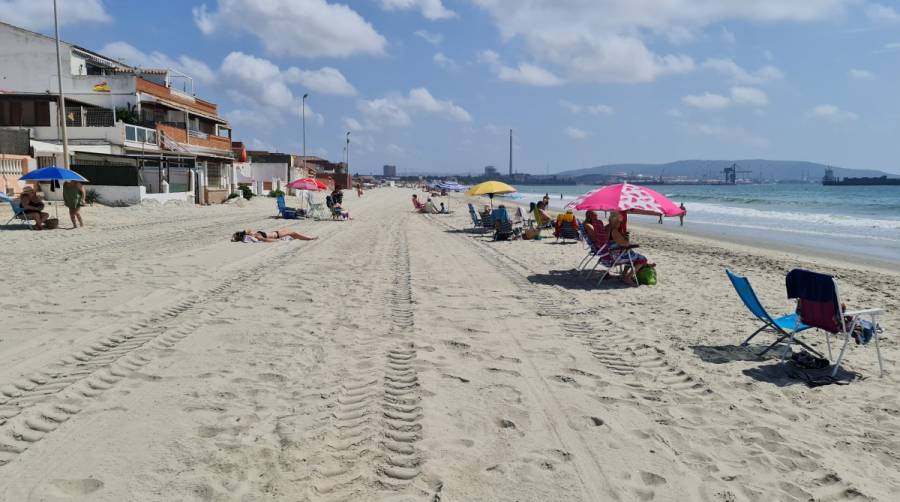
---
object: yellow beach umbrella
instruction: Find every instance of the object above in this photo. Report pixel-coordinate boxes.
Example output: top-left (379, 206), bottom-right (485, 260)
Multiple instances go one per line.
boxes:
top-left (466, 180), bottom-right (517, 209)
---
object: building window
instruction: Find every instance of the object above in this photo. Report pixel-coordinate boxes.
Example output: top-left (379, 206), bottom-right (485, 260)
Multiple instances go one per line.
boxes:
top-left (0, 100), bottom-right (50, 127)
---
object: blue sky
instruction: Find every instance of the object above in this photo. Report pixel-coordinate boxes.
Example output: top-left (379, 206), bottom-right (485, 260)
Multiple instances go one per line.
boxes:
top-left (3, 0), bottom-right (899, 175)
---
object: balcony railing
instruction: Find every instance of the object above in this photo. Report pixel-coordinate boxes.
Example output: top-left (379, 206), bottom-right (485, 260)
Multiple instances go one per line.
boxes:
top-left (65, 107), bottom-right (114, 127)
top-left (124, 124), bottom-right (158, 146)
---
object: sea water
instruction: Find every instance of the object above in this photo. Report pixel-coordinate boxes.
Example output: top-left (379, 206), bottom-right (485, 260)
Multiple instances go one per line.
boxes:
top-left (505, 184), bottom-right (900, 267)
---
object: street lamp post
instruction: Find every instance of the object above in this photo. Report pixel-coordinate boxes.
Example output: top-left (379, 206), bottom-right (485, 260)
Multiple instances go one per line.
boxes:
top-left (301, 93), bottom-right (308, 181)
top-left (53, 0), bottom-right (70, 168)
top-left (345, 131), bottom-right (350, 173)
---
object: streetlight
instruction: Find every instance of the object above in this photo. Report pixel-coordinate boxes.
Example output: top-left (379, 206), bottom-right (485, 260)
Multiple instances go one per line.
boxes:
top-left (53, 0), bottom-right (69, 168)
top-left (301, 93), bottom-right (308, 181)
top-left (345, 131), bottom-right (350, 172)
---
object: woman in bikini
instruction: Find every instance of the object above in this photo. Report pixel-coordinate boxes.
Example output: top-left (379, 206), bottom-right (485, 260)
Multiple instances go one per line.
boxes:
top-left (232, 228), bottom-right (318, 242)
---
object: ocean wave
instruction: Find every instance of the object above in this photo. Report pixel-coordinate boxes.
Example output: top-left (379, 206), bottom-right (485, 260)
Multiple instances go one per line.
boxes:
top-left (686, 202), bottom-right (900, 230)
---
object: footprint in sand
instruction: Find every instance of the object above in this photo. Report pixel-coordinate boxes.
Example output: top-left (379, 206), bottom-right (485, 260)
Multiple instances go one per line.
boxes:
top-left (48, 478), bottom-right (104, 497)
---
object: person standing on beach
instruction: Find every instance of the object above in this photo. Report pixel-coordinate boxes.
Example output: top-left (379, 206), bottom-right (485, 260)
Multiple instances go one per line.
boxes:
top-left (542, 193), bottom-right (550, 207)
top-left (679, 202), bottom-right (686, 226)
top-left (63, 180), bottom-right (86, 228)
top-left (658, 214), bottom-right (663, 224)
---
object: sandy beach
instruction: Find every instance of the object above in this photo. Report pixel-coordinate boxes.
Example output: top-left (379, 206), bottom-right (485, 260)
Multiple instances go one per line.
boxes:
top-left (0, 188), bottom-right (898, 502)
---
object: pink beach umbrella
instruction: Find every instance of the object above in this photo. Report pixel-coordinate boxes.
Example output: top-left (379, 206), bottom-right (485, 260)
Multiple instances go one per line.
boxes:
top-left (286, 178), bottom-right (325, 191)
top-left (567, 183), bottom-right (685, 216)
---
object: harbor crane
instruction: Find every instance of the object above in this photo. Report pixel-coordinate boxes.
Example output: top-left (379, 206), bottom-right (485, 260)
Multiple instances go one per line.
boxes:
top-left (723, 163), bottom-right (752, 184)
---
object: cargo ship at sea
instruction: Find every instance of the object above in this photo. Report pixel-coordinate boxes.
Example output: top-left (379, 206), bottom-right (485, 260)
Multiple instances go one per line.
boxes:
top-left (822, 168), bottom-right (900, 186)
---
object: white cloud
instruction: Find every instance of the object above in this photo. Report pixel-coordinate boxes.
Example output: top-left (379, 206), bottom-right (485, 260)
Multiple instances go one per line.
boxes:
top-left (683, 87), bottom-right (768, 109)
top-left (588, 104), bottom-right (614, 115)
top-left (385, 143), bottom-right (405, 155)
top-left (866, 3), bottom-right (900, 23)
top-left (380, 0), bottom-right (455, 20)
top-left (284, 67), bottom-right (356, 96)
top-left (414, 29), bottom-right (443, 45)
top-left (682, 92), bottom-right (731, 110)
top-left (720, 27), bottom-right (736, 44)
top-left (343, 117), bottom-right (365, 132)
top-left (194, 0), bottom-right (386, 58)
top-left (470, 0), bottom-right (846, 84)
top-left (357, 88), bottom-right (472, 129)
top-left (730, 86), bottom-right (768, 106)
top-left (560, 100), bottom-right (613, 115)
top-left (220, 52), bottom-right (324, 129)
top-left (559, 100), bottom-right (581, 113)
top-left (0, 0), bottom-right (111, 30)
top-left (809, 104), bottom-right (858, 122)
top-left (99, 42), bottom-right (216, 85)
top-left (683, 122), bottom-right (768, 146)
top-left (848, 68), bottom-right (875, 80)
top-left (703, 58), bottom-right (784, 84)
top-left (433, 52), bottom-right (458, 70)
top-left (564, 127), bottom-right (590, 140)
top-left (478, 50), bottom-right (563, 86)
top-left (666, 108), bottom-right (683, 118)
top-left (249, 137), bottom-right (276, 151)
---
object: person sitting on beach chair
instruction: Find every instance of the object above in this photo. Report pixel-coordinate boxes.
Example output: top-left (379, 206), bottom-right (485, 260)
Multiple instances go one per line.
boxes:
top-left (492, 205), bottom-right (517, 241)
top-left (232, 228), bottom-right (317, 243)
top-left (412, 194), bottom-right (425, 211)
top-left (607, 211), bottom-right (653, 285)
top-left (554, 209), bottom-right (580, 242)
top-left (533, 201), bottom-right (552, 229)
top-left (19, 187), bottom-right (49, 230)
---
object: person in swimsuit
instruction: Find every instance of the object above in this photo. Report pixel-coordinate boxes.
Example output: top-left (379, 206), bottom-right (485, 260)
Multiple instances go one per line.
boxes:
top-left (231, 228), bottom-right (318, 242)
top-left (607, 211), bottom-right (653, 285)
top-left (63, 180), bottom-right (86, 228)
top-left (19, 186), bottom-right (49, 230)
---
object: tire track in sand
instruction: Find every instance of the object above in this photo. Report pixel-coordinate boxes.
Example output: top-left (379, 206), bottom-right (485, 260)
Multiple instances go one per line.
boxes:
top-left (0, 231), bottom-right (339, 467)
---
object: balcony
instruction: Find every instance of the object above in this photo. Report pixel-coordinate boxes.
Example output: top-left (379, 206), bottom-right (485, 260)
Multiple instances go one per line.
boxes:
top-left (156, 122), bottom-right (231, 154)
top-left (65, 107), bottom-right (114, 127)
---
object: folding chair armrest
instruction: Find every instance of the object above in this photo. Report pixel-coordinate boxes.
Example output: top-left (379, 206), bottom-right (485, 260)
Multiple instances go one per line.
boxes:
top-left (844, 308), bottom-right (885, 317)
top-left (621, 244), bottom-right (639, 249)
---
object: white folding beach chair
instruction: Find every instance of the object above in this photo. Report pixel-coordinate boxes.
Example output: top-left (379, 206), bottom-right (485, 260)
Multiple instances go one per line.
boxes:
top-left (785, 269), bottom-right (887, 378)
top-left (306, 192), bottom-right (327, 220)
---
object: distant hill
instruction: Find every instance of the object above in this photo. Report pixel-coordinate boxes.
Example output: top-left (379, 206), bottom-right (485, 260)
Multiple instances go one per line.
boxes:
top-left (557, 160), bottom-right (897, 182)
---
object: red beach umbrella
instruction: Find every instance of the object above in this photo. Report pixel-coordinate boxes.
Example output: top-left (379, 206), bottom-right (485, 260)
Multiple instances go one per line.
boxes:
top-left (567, 183), bottom-right (685, 217)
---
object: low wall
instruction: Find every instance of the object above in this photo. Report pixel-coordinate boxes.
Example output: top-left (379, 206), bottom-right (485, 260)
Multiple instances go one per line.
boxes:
top-left (90, 185), bottom-right (192, 206)
top-left (142, 191), bottom-right (192, 205)
top-left (91, 185), bottom-right (144, 206)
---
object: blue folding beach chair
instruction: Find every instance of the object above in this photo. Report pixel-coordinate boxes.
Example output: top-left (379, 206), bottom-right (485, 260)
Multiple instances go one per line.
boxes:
top-left (1, 193), bottom-right (33, 229)
top-left (726, 269), bottom-right (819, 357)
top-left (276, 195), bottom-right (298, 219)
top-left (467, 203), bottom-right (488, 233)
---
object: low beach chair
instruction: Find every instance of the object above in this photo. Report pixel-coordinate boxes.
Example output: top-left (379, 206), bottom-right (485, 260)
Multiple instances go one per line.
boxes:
top-left (1, 193), bottom-right (33, 229)
top-left (581, 225), bottom-right (640, 285)
top-left (306, 192), bottom-right (327, 220)
top-left (785, 269), bottom-right (887, 377)
top-left (725, 269), bottom-right (818, 357)
top-left (512, 207), bottom-right (525, 230)
top-left (492, 207), bottom-right (515, 241)
top-left (276, 195), bottom-right (298, 218)
top-left (554, 213), bottom-right (580, 243)
top-left (576, 222), bottom-right (602, 271)
top-left (467, 204), bottom-right (486, 232)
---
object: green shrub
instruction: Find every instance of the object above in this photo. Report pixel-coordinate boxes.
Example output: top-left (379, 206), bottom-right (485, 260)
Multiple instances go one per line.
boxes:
top-left (268, 189), bottom-right (284, 198)
top-left (227, 192), bottom-right (239, 200)
top-left (238, 185), bottom-right (254, 200)
top-left (85, 188), bottom-right (99, 205)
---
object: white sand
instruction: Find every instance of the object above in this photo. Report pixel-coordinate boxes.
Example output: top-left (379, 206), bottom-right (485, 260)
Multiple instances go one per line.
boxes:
top-left (0, 188), bottom-right (897, 501)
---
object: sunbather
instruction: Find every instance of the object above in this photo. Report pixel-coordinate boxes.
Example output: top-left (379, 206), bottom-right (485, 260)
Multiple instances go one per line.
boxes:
top-left (232, 228), bottom-right (317, 242)
top-left (607, 211), bottom-right (653, 284)
top-left (553, 209), bottom-right (579, 239)
top-left (582, 210), bottom-right (605, 246)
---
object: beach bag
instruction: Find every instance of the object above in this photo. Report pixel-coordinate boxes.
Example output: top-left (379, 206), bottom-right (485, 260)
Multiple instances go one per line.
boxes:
top-left (637, 266), bottom-right (656, 286)
top-left (523, 228), bottom-right (540, 240)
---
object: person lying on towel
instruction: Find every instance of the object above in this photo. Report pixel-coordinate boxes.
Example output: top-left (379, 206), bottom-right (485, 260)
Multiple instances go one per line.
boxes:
top-left (232, 229), bottom-right (317, 243)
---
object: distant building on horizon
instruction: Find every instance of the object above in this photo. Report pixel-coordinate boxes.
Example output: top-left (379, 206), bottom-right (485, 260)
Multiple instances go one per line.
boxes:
top-left (484, 165), bottom-right (498, 177)
top-left (383, 164), bottom-right (397, 177)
